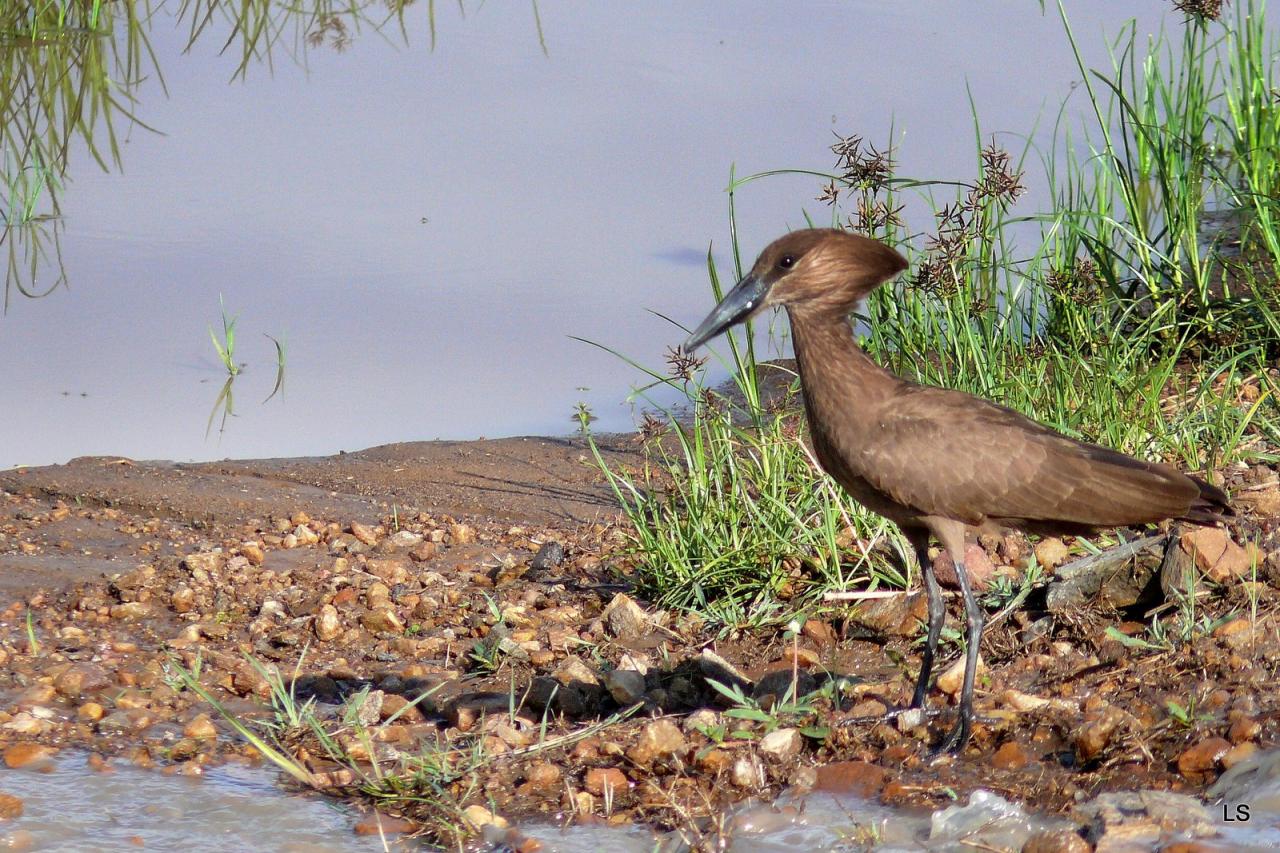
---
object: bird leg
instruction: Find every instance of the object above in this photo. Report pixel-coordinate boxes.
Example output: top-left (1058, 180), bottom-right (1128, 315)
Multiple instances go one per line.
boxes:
top-left (909, 532), bottom-right (944, 710)
top-left (934, 545), bottom-right (984, 755)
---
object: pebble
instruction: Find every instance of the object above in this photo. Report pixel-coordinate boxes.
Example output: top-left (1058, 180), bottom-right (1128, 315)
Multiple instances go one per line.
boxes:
top-left (1073, 706), bottom-right (1126, 762)
top-left (525, 761), bottom-right (561, 787)
top-left (352, 812), bottom-right (414, 836)
top-left (601, 593), bottom-right (652, 640)
top-left (936, 654), bottom-right (985, 696)
top-left (1034, 537), bottom-right (1071, 569)
top-left (183, 714), bottom-right (218, 740)
top-left (1177, 737), bottom-right (1232, 781)
top-left (627, 719), bottom-right (685, 766)
top-left (2, 744), bottom-right (57, 769)
top-left (361, 607), bottom-right (404, 635)
top-left (933, 542), bottom-right (996, 590)
top-left (583, 767), bottom-right (629, 796)
top-left (730, 754), bottom-right (765, 789)
top-left (449, 523), bottom-right (477, 544)
top-left (78, 703), bottom-right (105, 722)
top-left (1021, 828), bottom-right (1090, 853)
top-left (814, 761), bottom-right (887, 797)
top-left (604, 669), bottom-right (646, 705)
top-left (54, 662), bottom-right (111, 699)
top-left (758, 728), bottom-right (802, 761)
top-left (0, 793), bottom-right (23, 820)
top-left (991, 739), bottom-right (1031, 770)
top-left (171, 586), bottom-right (195, 613)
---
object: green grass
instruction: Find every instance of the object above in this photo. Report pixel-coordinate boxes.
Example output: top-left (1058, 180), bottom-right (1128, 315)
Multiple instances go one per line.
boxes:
top-left (580, 0), bottom-right (1280, 630)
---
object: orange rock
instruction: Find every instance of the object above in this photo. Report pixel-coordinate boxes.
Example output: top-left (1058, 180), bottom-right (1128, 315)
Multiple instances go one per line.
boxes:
top-left (0, 793), bottom-right (22, 820)
top-left (1180, 529), bottom-right (1253, 582)
top-left (2, 743), bottom-right (57, 769)
top-left (991, 740), bottom-right (1031, 770)
top-left (933, 542), bottom-right (996, 590)
top-left (814, 760), bottom-right (887, 797)
top-left (353, 812), bottom-right (415, 836)
top-left (583, 767), bottom-right (629, 797)
top-left (1177, 736), bottom-right (1232, 780)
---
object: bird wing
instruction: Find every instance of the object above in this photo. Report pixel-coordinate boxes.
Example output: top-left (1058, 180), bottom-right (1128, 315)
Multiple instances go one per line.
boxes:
top-left (853, 386), bottom-right (1198, 528)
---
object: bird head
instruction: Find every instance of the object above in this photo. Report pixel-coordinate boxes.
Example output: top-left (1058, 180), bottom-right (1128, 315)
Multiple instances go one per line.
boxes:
top-left (682, 228), bottom-right (908, 353)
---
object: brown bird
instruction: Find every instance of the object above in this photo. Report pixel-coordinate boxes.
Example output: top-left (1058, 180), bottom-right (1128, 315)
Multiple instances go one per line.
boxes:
top-left (681, 228), bottom-right (1230, 753)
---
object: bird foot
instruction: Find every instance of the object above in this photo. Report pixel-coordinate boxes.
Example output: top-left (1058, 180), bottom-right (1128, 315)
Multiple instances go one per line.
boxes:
top-left (928, 718), bottom-right (971, 757)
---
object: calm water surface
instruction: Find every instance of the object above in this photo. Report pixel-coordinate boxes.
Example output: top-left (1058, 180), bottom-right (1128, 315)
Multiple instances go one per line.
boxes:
top-left (1, 1), bottom-right (1169, 469)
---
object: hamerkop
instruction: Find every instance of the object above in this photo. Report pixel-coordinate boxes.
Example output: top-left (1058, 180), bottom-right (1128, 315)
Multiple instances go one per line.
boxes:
top-left (681, 228), bottom-right (1230, 753)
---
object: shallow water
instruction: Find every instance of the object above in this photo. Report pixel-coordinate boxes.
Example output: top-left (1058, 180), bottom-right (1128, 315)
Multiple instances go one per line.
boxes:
top-left (0, 0), bottom-right (1173, 469)
top-left (0, 754), bottom-right (401, 852)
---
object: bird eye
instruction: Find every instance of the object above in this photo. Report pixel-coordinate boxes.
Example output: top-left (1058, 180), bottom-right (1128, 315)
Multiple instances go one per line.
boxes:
top-left (778, 255), bottom-right (796, 269)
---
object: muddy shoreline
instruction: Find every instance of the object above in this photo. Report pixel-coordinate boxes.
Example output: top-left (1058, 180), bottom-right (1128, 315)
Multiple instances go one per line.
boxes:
top-left (1, 437), bottom-right (1278, 850)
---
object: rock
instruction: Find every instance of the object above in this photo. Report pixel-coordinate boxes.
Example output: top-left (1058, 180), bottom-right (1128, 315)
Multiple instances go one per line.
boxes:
top-left (171, 586), bottom-right (196, 613)
top-left (241, 543), bottom-right (266, 565)
top-left (0, 793), bottom-right (23, 820)
top-left (698, 649), bottom-right (752, 692)
top-left (54, 663), bottom-right (111, 699)
top-left (184, 714), bottom-right (217, 740)
top-left (525, 761), bottom-right (561, 787)
top-left (1180, 528), bottom-right (1255, 582)
top-left (583, 767), bottom-right (629, 797)
top-left (554, 656), bottom-right (601, 688)
top-left (1046, 536), bottom-right (1165, 613)
top-left (1228, 716), bottom-right (1260, 743)
top-left (182, 552), bottom-right (223, 575)
top-left (1177, 737), bottom-right (1232, 781)
top-left (314, 604), bottom-right (342, 641)
top-left (408, 541), bottom-right (439, 562)
top-left (2, 714), bottom-right (50, 735)
top-left (462, 804), bottom-right (507, 829)
top-left (604, 669), bottom-right (646, 705)
top-left (361, 607), bottom-right (404, 635)
top-left (1222, 741), bottom-right (1256, 769)
top-left (684, 708), bottom-right (721, 733)
top-left (730, 754), bottom-right (765, 789)
top-left (992, 740), bottom-right (1031, 770)
top-left (366, 558), bottom-right (409, 585)
top-left (3, 743), bottom-right (57, 769)
top-left (530, 541), bottom-right (565, 571)
top-left (933, 542), bottom-right (996, 591)
top-left (600, 593), bottom-right (651, 640)
top-left (758, 728), bottom-right (802, 761)
top-left (110, 601), bottom-right (155, 621)
top-left (814, 761), bottom-right (887, 797)
top-left (78, 702), bottom-right (105, 722)
top-left (1073, 706), bottom-right (1127, 762)
top-left (446, 693), bottom-right (515, 731)
top-left (627, 719), bottom-right (685, 766)
top-left (1073, 790), bottom-right (1213, 847)
top-left (801, 618), bottom-right (837, 647)
top-left (1034, 537), bottom-right (1071, 570)
top-left (353, 812), bottom-right (415, 836)
top-left (846, 591), bottom-right (929, 637)
top-left (1021, 828), bottom-right (1089, 853)
top-left (936, 655), bottom-right (984, 697)
top-left (449, 523), bottom-right (476, 544)
top-left (387, 530), bottom-right (423, 549)
top-left (350, 522), bottom-right (379, 545)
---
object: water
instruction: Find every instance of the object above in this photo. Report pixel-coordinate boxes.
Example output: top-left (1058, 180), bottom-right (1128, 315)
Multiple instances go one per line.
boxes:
top-left (0, 0), bottom-right (1174, 470)
top-left (0, 753), bottom-right (401, 852)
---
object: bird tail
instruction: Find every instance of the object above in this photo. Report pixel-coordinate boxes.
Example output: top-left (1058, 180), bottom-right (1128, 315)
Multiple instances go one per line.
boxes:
top-left (1180, 475), bottom-right (1233, 525)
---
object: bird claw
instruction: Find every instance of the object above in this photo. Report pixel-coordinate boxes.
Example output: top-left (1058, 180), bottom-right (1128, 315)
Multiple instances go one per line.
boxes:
top-left (928, 718), bottom-right (971, 757)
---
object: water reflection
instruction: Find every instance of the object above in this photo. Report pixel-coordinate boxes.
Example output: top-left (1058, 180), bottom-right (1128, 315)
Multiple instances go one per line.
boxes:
top-left (0, 1), bottom-right (1172, 468)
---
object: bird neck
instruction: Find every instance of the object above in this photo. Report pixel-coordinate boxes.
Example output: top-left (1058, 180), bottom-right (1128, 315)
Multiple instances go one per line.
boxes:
top-left (786, 307), bottom-right (903, 408)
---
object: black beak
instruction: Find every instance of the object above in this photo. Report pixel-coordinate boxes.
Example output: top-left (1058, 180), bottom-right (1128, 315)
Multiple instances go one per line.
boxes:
top-left (681, 273), bottom-right (770, 353)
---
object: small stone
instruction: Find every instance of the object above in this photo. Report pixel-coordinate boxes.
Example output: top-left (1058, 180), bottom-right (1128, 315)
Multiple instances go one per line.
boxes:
top-left (1021, 828), bottom-right (1090, 853)
top-left (184, 714), bottom-right (217, 740)
top-left (583, 767), bottom-right (629, 797)
top-left (54, 662), bottom-right (111, 699)
top-left (530, 541), bottom-right (565, 571)
top-left (2, 714), bottom-right (49, 736)
top-left (0, 793), bottom-right (23, 820)
top-left (991, 740), bottom-right (1031, 770)
top-left (78, 702), bottom-right (105, 722)
top-left (1180, 528), bottom-right (1252, 582)
top-left (3, 743), bottom-right (57, 769)
top-left (801, 619), bottom-right (837, 647)
top-left (1221, 741), bottom-right (1256, 769)
top-left (1228, 716), bottom-right (1260, 743)
top-left (1073, 706), bottom-right (1126, 762)
top-left (361, 607), bottom-right (404, 635)
top-left (627, 719), bottom-right (686, 766)
top-left (449, 523), bottom-right (476, 545)
top-left (814, 761), bottom-right (887, 797)
top-left (241, 543), bottom-right (266, 565)
top-left (352, 813), bottom-right (415, 836)
top-left (601, 593), bottom-right (651, 640)
top-left (758, 728), bottom-right (803, 761)
top-left (933, 543), bottom-right (996, 590)
top-left (731, 754), bottom-right (766, 789)
top-left (350, 522), bottom-right (379, 546)
top-left (408, 541), bottom-right (439, 562)
top-left (183, 552), bottom-right (223, 575)
top-left (936, 655), bottom-right (984, 697)
top-left (1034, 537), bottom-right (1071, 569)
top-left (1177, 737), bottom-right (1232, 781)
top-left (604, 670), bottom-right (646, 705)
top-left (110, 601), bottom-right (155, 621)
top-left (171, 586), bottom-right (196, 613)
top-left (366, 558), bottom-right (409, 585)
top-left (525, 761), bottom-right (561, 787)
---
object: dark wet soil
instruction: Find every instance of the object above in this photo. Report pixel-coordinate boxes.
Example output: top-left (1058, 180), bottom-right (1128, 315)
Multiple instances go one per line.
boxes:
top-left (0, 436), bottom-right (1278, 849)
